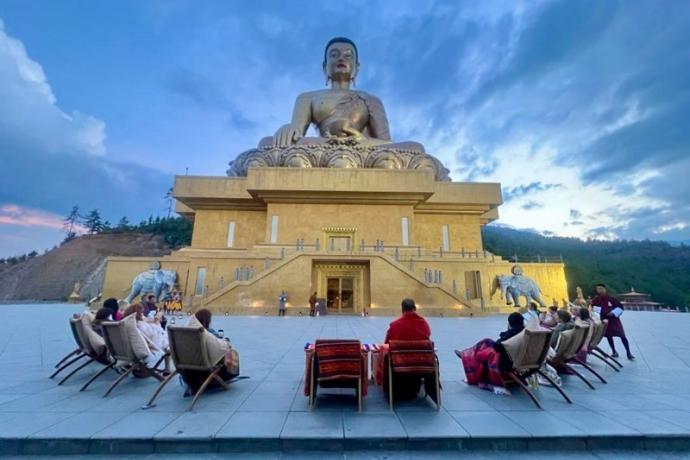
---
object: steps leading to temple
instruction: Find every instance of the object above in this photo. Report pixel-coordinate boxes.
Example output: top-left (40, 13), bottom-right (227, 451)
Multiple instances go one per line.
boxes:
top-left (198, 251), bottom-right (478, 315)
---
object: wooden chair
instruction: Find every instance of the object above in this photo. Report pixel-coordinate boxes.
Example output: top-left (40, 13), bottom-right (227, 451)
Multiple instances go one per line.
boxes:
top-left (385, 340), bottom-right (441, 411)
top-left (568, 322), bottom-right (609, 384)
top-left (55, 316), bottom-right (112, 386)
top-left (50, 317), bottom-right (87, 379)
top-left (144, 324), bottom-right (230, 411)
top-left (587, 320), bottom-right (623, 371)
top-left (308, 339), bottom-right (365, 411)
top-left (548, 326), bottom-right (597, 390)
top-left (502, 328), bottom-right (557, 410)
top-left (100, 320), bottom-right (167, 397)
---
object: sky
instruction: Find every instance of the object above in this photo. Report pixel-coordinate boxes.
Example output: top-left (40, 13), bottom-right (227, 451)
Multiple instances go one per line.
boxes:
top-left (0, 0), bottom-right (689, 257)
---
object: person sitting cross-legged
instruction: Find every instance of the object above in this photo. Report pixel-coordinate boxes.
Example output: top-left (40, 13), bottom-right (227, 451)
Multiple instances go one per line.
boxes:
top-left (373, 298), bottom-right (432, 400)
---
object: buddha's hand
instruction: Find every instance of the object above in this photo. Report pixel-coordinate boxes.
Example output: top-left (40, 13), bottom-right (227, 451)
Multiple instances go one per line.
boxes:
top-left (342, 126), bottom-right (364, 141)
top-left (273, 124), bottom-right (302, 147)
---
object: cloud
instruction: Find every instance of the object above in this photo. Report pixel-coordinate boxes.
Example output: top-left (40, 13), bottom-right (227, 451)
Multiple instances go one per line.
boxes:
top-left (0, 20), bottom-right (106, 156)
top-left (0, 205), bottom-right (65, 230)
top-left (0, 20), bottom-right (173, 256)
top-left (521, 200), bottom-right (543, 211)
top-left (504, 182), bottom-right (563, 201)
top-left (569, 209), bottom-right (582, 220)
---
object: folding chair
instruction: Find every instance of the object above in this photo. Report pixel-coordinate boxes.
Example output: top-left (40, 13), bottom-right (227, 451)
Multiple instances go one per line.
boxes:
top-left (55, 316), bottom-right (112, 386)
top-left (502, 328), bottom-right (557, 410)
top-left (568, 322), bottom-right (609, 384)
top-left (385, 340), bottom-right (441, 410)
top-left (548, 326), bottom-right (597, 390)
top-left (588, 320), bottom-right (623, 371)
top-left (145, 323), bottom-right (230, 411)
top-left (50, 317), bottom-right (87, 379)
top-left (308, 339), bottom-right (365, 411)
top-left (100, 319), bottom-right (167, 397)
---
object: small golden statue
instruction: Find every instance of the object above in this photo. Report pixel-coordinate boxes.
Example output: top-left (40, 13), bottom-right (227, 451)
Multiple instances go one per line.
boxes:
top-left (68, 281), bottom-right (81, 304)
top-left (573, 286), bottom-right (588, 308)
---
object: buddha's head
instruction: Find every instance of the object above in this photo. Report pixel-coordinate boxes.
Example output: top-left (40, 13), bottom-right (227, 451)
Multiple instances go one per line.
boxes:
top-left (323, 37), bottom-right (359, 84)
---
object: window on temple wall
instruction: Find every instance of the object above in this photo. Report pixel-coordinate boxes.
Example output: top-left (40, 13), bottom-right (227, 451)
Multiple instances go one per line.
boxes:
top-left (270, 215), bottom-right (279, 243)
top-left (442, 225), bottom-right (450, 251)
top-left (227, 221), bottom-right (235, 248)
top-left (194, 267), bottom-right (207, 296)
top-left (401, 217), bottom-right (409, 246)
top-left (464, 270), bottom-right (482, 299)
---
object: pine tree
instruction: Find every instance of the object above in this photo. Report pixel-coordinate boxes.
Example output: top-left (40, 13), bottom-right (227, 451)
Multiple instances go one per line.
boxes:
top-left (63, 205), bottom-right (80, 240)
top-left (164, 187), bottom-right (173, 218)
top-left (84, 209), bottom-right (104, 234)
top-left (28, 250), bottom-right (38, 258)
top-left (117, 217), bottom-right (130, 231)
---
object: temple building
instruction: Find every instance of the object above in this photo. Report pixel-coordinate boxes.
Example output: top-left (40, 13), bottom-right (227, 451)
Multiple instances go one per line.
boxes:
top-left (101, 37), bottom-right (567, 316)
top-left (619, 288), bottom-right (664, 312)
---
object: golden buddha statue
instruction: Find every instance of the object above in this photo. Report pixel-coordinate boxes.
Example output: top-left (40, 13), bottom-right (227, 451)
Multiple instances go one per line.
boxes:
top-left (262, 37), bottom-right (424, 153)
top-left (228, 37), bottom-right (449, 180)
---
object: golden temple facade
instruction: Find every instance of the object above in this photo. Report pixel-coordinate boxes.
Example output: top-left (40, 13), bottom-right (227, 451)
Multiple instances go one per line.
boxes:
top-left (102, 167), bottom-right (567, 316)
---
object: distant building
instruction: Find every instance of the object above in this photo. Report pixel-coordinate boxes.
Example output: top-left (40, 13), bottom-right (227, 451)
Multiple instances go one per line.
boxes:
top-left (620, 287), bottom-right (663, 312)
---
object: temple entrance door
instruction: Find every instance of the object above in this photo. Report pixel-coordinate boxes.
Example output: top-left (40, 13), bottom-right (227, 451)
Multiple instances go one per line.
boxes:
top-left (326, 276), bottom-right (355, 314)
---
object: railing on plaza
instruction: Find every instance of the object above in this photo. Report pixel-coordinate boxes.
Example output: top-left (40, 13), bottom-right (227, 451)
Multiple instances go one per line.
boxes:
top-left (287, 239), bottom-right (563, 263)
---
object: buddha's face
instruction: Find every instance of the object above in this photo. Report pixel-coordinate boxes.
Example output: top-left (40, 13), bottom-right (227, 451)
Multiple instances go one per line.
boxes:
top-left (324, 42), bottom-right (358, 82)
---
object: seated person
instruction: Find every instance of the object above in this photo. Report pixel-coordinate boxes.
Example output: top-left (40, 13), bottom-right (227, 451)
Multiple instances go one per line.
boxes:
top-left (384, 298), bottom-right (431, 343)
top-left (457, 312), bottom-right (525, 394)
top-left (181, 309), bottom-right (240, 395)
top-left (522, 302), bottom-right (541, 322)
top-left (374, 298), bottom-right (432, 401)
top-left (102, 297), bottom-right (123, 321)
top-left (575, 308), bottom-right (594, 362)
top-left (550, 310), bottom-right (575, 348)
top-left (123, 304), bottom-right (171, 373)
top-left (143, 294), bottom-right (167, 329)
top-left (91, 307), bottom-right (113, 336)
top-left (540, 305), bottom-right (559, 328)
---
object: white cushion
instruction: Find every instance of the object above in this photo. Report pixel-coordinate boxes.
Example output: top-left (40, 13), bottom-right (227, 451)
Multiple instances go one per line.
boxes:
top-left (187, 316), bottom-right (230, 365)
top-left (122, 314), bottom-right (151, 361)
top-left (79, 313), bottom-right (107, 356)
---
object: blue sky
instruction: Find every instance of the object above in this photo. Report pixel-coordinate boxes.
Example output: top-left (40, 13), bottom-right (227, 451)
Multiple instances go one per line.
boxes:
top-left (0, 0), bottom-right (689, 257)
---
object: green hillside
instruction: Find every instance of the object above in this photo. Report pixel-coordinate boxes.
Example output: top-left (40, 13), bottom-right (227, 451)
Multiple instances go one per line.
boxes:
top-left (482, 225), bottom-right (690, 308)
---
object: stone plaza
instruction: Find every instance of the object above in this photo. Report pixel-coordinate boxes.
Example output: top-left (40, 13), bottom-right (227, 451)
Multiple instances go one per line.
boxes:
top-left (1, 304), bottom-right (690, 458)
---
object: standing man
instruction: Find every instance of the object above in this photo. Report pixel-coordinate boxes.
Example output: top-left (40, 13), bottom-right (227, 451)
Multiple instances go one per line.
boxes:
top-left (308, 292), bottom-right (317, 317)
top-left (277, 290), bottom-right (288, 317)
top-left (591, 284), bottom-right (635, 360)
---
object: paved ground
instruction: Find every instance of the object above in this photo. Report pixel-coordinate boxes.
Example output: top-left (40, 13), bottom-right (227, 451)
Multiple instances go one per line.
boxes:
top-left (1, 304), bottom-right (690, 457)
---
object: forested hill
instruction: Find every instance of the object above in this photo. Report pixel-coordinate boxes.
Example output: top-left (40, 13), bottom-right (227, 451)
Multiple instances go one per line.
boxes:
top-left (482, 225), bottom-right (690, 307)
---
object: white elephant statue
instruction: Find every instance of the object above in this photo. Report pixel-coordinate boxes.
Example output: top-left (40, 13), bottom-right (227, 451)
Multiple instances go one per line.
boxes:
top-left (125, 267), bottom-right (177, 303)
top-left (491, 273), bottom-right (546, 308)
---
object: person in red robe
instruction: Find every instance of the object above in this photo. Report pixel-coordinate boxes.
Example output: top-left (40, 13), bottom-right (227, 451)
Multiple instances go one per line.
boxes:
top-left (373, 298), bottom-right (432, 400)
top-left (591, 284), bottom-right (635, 360)
top-left (384, 298), bottom-right (431, 343)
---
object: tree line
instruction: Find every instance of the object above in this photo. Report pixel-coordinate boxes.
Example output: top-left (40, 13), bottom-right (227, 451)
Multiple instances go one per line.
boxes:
top-left (62, 205), bottom-right (192, 247)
